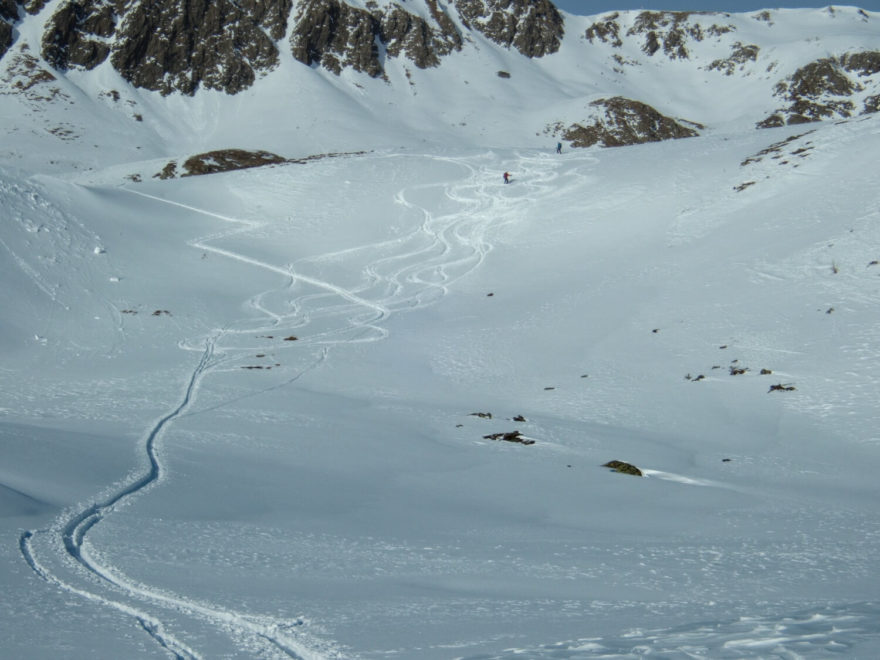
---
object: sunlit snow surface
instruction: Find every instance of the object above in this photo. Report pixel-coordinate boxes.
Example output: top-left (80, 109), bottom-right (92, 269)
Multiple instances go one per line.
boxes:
top-left (2, 5), bottom-right (880, 659)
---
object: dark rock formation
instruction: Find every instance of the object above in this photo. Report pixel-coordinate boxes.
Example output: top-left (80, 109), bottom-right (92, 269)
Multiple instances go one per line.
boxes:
top-left (290, 0), bottom-right (462, 77)
top-left (483, 430), bottom-right (535, 445)
top-left (41, 0), bottom-right (116, 70)
top-left (455, 0), bottom-right (563, 58)
top-left (559, 97), bottom-right (701, 148)
top-left (291, 0), bottom-right (382, 76)
top-left (382, 2), bottom-right (462, 69)
top-left (707, 42), bottom-right (759, 75)
top-left (586, 10), bottom-right (736, 61)
top-left (36, 0), bottom-right (285, 94)
top-left (0, 21), bottom-right (12, 61)
top-left (155, 150), bottom-right (288, 178)
top-left (155, 149), bottom-right (368, 178)
top-left (603, 460), bottom-right (642, 476)
top-left (181, 149), bottom-right (288, 176)
top-left (0, 0), bottom-right (18, 59)
top-left (628, 11), bottom-right (701, 59)
top-left (758, 52), bottom-right (880, 126)
top-left (585, 12), bottom-right (622, 47)
top-left (111, 0), bottom-right (280, 95)
top-left (0, 0), bottom-right (17, 22)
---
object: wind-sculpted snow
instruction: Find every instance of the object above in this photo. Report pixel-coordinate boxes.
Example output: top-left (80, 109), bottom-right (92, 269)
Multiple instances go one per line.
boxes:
top-left (467, 602), bottom-right (880, 658)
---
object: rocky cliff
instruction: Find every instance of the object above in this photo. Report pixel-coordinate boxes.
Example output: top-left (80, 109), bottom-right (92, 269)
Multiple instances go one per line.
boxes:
top-left (11, 0), bottom-right (563, 93)
top-left (455, 0), bottom-right (563, 57)
top-left (2, 1), bottom-right (46, 59)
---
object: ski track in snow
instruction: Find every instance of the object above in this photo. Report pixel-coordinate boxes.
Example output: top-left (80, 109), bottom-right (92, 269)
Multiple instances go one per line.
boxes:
top-left (18, 151), bottom-right (560, 659)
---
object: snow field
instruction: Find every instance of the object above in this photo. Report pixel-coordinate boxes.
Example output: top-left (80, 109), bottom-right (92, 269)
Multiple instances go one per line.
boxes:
top-left (2, 64), bottom-right (880, 660)
top-left (0, 8), bottom-right (880, 648)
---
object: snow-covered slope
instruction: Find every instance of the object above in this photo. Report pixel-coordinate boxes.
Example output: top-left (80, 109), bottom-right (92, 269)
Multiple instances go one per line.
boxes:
top-left (2, 3), bottom-right (880, 659)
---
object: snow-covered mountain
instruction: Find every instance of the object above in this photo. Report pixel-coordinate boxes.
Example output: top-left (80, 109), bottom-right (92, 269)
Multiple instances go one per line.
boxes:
top-left (2, 1), bottom-right (880, 163)
top-left (2, 2), bottom-right (880, 659)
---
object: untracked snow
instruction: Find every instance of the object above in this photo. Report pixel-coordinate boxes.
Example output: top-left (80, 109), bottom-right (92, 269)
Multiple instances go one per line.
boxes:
top-left (2, 4), bottom-right (880, 660)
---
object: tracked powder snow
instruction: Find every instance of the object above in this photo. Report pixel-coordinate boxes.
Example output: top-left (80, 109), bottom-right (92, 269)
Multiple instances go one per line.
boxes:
top-left (1, 3), bottom-right (880, 659)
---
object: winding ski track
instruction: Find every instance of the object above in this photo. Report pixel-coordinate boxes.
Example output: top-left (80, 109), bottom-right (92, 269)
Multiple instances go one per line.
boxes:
top-left (17, 150), bottom-right (561, 659)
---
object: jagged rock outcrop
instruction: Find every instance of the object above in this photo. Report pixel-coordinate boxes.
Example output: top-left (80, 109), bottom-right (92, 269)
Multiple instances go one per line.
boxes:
top-left (21, 0), bottom-right (524, 91)
top-left (290, 0), bottom-right (383, 76)
top-left (382, 2), bottom-right (462, 69)
top-left (290, 0), bottom-right (462, 77)
top-left (556, 97), bottom-right (701, 148)
top-left (110, 0), bottom-right (281, 95)
top-left (455, 0), bottom-right (563, 57)
top-left (41, 0), bottom-right (116, 70)
top-left (38, 0), bottom-right (285, 94)
top-left (0, 22), bottom-right (13, 62)
top-left (627, 11), bottom-right (734, 59)
top-left (586, 10), bottom-right (736, 60)
top-left (759, 51), bottom-right (880, 127)
top-left (1, 0), bottom-right (19, 59)
top-left (584, 12), bottom-right (622, 48)
top-left (707, 41), bottom-right (759, 75)
top-left (3, 1), bottom-right (49, 58)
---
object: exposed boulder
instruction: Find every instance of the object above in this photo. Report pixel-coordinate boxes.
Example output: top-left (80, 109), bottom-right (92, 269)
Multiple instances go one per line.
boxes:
top-left (483, 430), bottom-right (535, 445)
top-left (557, 97), bottom-right (702, 148)
top-left (455, 0), bottom-right (564, 58)
top-left (603, 460), bottom-right (643, 476)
